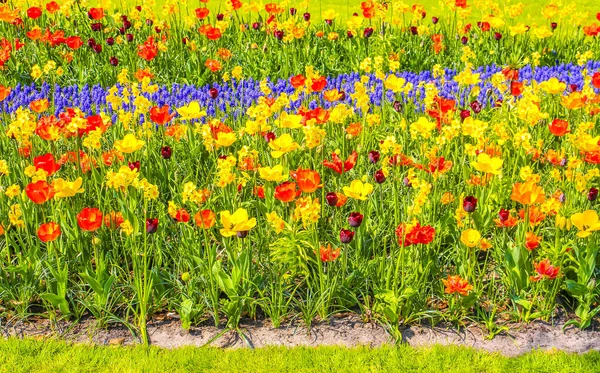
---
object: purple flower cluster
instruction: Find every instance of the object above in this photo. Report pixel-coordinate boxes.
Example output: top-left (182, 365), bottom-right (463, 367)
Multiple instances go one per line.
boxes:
top-left (1, 61), bottom-right (600, 123)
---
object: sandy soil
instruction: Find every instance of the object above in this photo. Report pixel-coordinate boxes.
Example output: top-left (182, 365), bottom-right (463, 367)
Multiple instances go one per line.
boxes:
top-left (3, 314), bottom-right (600, 356)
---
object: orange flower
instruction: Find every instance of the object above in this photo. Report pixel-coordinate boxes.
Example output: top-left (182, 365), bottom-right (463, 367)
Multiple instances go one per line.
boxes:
top-left (345, 123), bottom-right (363, 137)
top-left (206, 27), bottom-right (222, 40)
top-left (525, 232), bottom-right (541, 251)
top-left (36, 115), bottom-right (60, 141)
top-left (104, 211), bottom-right (125, 229)
top-left (511, 181), bottom-right (545, 206)
top-left (149, 105), bottom-right (175, 125)
top-left (25, 181), bottom-right (54, 204)
top-left (37, 222), bottom-right (61, 242)
top-left (562, 92), bottom-right (586, 110)
top-left (135, 68), bottom-right (155, 81)
top-left (518, 206), bottom-right (546, 226)
top-left (77, 208), bottom-right (103, 231)
top-left (30, 98), bottom-right (49, 113)
top-left (442, 275), bottom-right (473, 296)
top-left (0, 84), bottom-right (10, 102)
top-left (291, 168), bottom-right (322, 193)
top-left (205, 59), bottom-right (222, 72)
top-left (274, 181), bottom-right (301, 203)
top-left (455, 0), bottom-right (468, 8)
top-left (323, 89), bottom-right (343, 102)
top-left (194, 209), bottom-right (216, 229)
top-left (88, 7), bottom-right (104, 20)
top-left (46, 1), bottom-right (60, 13)
top-left (137, 36), bottom-right (158, 61)
top-left (530, 259), bottom-right (560, 281)
top-left (34, 153), bottom-right (61, 175)
top-left (290, 74), bottom-right (306, 89)
top-left (195, 8), bottom-right (210, 19)
top-left (323, 151), bottom-right (358, 174)
top-left (511, 81), bottom-right (524, 96)
top-left (548, 119), bottom-right (569, 136)
top-left (319, 244), bottom-right (341, 262)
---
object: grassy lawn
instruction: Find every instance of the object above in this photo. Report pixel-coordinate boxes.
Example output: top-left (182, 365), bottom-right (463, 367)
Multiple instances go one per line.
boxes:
top-left (0, 338), bottom-right (599, 373)
top-left (92, 0), bottom-right (599, 24)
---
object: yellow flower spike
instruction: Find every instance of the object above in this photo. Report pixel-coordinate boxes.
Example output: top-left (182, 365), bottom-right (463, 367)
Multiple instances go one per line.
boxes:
top-left (571, 210), bottom-right (600, 238)
top-left (343, 180), bottom-right (374, 201)
top-left (460, 229), bottom-right (481, 248)
top-left (219, 208), bottom-right (257, 237)
top-left (471, 153), bottom-right (503, 175)
top-left (258, 165), bottom-right (287, 182)
top-left (176, 101), bottom-right (206, 121)
top-left (52, 177), bottom-right (84, 198)
top-left (114, 134), bottom-right (144, 153)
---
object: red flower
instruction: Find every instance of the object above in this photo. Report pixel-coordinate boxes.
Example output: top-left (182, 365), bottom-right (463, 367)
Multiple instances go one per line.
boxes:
top-left (290, 74), bottom-right (306, 89)
top-left (149, 105), bottom-right (175, 125)
top-left (323, 151), bottom-right (358, 174)
top-left (291, 168), bottom-right (322, 193)
top-left (66, 36), bottom-right (83, 50)
top-left (274, 181), bottom-right (301, 203)
top-left (510, 81), bottom-right (523, 96)
top-left (25, 180), bottom-right (55, 204)
top-left (77, 208), bottom-right (103, 231)
top-left (319, 244), bottom-right (341, 262)
top-left (231, 0), bottom-right (243, 10)
top-left (395, 222), bottom-right (435, 246)
top-left (195, 8), bottom-right (210, 19)
top-left (548, 119), bottom-right (569, 136)
top-left (88, 8), bottom-right (104, 20)
top-left (27, 7), bottom-right (43, 19)
top-left (206, 27), bottom-right (222, 40)
top-left (592, 72), bottom-right (600, 89)
top-left (194, 209), bottom-right (216, 229)
top-left (137, 36), bottom-right (158, 61)
top-left (530, 259), bottom-right (560, 281)
top-left (46, 2), bottom-right (60, 13)
top-left (310, 76), bottom-right (327, 92)
top-left (34, 153), bottom-right (61, 176)
top-left (37, 222), bottom-right (61, 242)
top-left (525, 232), bottom-right (541, 251)
top-left (455, 0), bottom-right (467, 8)
top-left (442, 275), bottom-right (473, 296)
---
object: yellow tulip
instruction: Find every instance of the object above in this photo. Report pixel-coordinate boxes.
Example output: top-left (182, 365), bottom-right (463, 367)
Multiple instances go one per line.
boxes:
top-left (460, 229), bottom-right (481, 248)
top-left (571, 210), bottom-right (600, 238)
top-left (258, 165), bottom-right (287, 182)
top-left (343, 180), bottom-right (373, 201)
top-left (114, 134), bottom-right (144, 153)
top-left (471, 153), bottom-right (503, 175)
top-left (219, 208), bottom-right (257, 237)
top-left (177, 101), bottom-right (206, 121)
top-left (268, 133), bottom-right (299, 158)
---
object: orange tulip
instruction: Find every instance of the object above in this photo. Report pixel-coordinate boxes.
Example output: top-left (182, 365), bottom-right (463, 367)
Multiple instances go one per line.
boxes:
top-left (530, 259), bottom-right (560, 281)
top-left (77, 207), bottom-right (103, 231)
top-left (510, 181), bottom-right (545, 206)
top-left (274, 181), bottom-right (301, 203)
top-left (442, 275), bottom-right (473, 296)
top-left (548, 119), bottom-right (569, 136)
top-left (0, 84), bottom-right (10, 102)
top-left (34, 153), bottom-right (61, 176)
top-left (319, 244), bottom-right (341, 262)
top-left (25, 180), bottom-right (55, 204)
top-left (30, 98), bottom-right (49, 113)
top-left (37, 222), bottom-right (61, 242)
top-left (194, 209), bottom-right (216, 229)
top-left (149, 105), bottom-right (175, 125)
top-left (291, 168), bottom-right (322, 193)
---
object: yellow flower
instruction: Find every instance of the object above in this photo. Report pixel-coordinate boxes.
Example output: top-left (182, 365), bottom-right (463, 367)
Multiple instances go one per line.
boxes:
top-left (269, 133), bottom-right (299, 158)
top-left (52, 177), bottom-right (84, 198)
top-left (540, 77), bottom-right (566, 94)
top-left (214, 132), bottom-right (236, 148)
top-left (5, 185), bottom-right (20, 199)
top-left (343, 180), bottom-right (374, 201)
top-left (266, 211), bottom-right (285, 233)
top-left (278, 112), bottom-right (303, 129)
top-left (258, 165), bottom-right (287, 182)
top-left (114, 134), bottom-right (144, 153)
top-left (0, 160), bottom-right (8, 175)
top-left (384, 75), bottom-right (406, 93)
top-left (219, 208), bottom-right (257, 237)
top-left (177, 101), bottom-right (206, 121)
top-left (471, 153), bottom-right (503, 175)
top-left (511, 181), bottom-right (545, 206)
top-left (571, 210), bottom-right (600, 238)
top-left (460, 229), bottom-right (481, 248)
top-left (120, 220), bottom-right (134, 236)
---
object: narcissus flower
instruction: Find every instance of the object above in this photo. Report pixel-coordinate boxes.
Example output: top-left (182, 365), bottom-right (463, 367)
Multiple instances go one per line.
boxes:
top-left (25, 180), bottom-right (55, 204)
top-left (114, 134), bottom-right (145, 153)
top-left (194, 209), bottom-right (216, 229)
top-left (571, 210), bottom-right (600, 238)
top-left (319, 244), bottom-right (341, 262)
top-left (530, 259), bottom-right (560, 281)
top-left (343, 179), bottom-right (373, 200)
top-left (219, 208), bottom-right (257, 237)
top-left (37, 222), bottom-right (61, 242)
top-left (291, 168), bottom-right (322, 193)
top-left (52, 177), bottom-right (84, 198)
top-left (77, 208), bottom-right (103, 231)
top-left (511, 181), bottom-right (545, 206)
top-left (442, 275), bottom-right (473, 296)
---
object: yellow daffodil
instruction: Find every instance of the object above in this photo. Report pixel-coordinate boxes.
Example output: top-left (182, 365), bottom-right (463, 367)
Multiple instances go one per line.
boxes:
top-left (52, 177), bottom-right (84, 198)
top-left (571, 210), bottom-right (600, 238)
top-left (343, 180), bottom-right (373, 201)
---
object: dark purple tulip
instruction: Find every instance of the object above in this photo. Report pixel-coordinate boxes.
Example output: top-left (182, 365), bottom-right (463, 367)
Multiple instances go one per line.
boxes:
top-left (217, 13), bottom-right (224, 21)
top-left (494, 32), bottom-right (502, 40)
top-left (209, 87), bottom-right (218, 99)
top-left (91, 23), bottom-right (102, 32)
top-left (252, 22), bottom-right (261, 30)
top-left (87, 38), bottom-right (96, 47)
top-left (460, 109), bottom-right (471, 121)
top-left (364, 27), bottom-right (374, 38)
top-left (432, 17), bottom-right (439, 24)
top-left (109, 56), bottom-right (118, 66)
top-left (121, 15), bottom-right (128, 22)
top-left (92, 44), bottom-right (102, 53)
top-left (340, 229), bottom-right (355, 244)
top-left (461, 36), bottom-right (468, 44)
top-left (325, 19), bottom-right (332, 26)
top-left (182, 37), bottom-right (188, 44)
top-left (119, 27), bottom-right (126, 34)
top-left (589, 187), bottom-right (598, 202)
top-left (274, 30), bottom-right (284, 40)
top-left (146, 218), bottom-right (159, 234)
top-left (126, 33), bottom-right (134, 42)
top-left (264, 132), bottom-right (276, 143)
top-left (551, 22), bottom-right (557, 30)
top-left (303, 12), bottom-right (310, 21)
top-left (128, 161), bottom-right (140, 171)
top-left (347, 31), bottom-right (354, 38)
top-left (560, 157), bottom-right (568, 167)
top-left (326, 192), bottom-right (338, 206)
top-left (161, 146), bottom-right (172, 159)
top-left (352, 12), bottom-right (359, 17)
top-left (463, 196), bottom-right (477, 213)
top-left (368, 150), bottom-right (380, 164)
top-left (470, 100), bottom-right (482, 114)
top-left (237, 231), bottom-right (248, 239)
top-left (155, 27), bottom-right (162, 34)
top-left (374, 170), bottom-right (386, 184)
top-left (106, 37), bottom-right (115, 46)
top-left (136, 6), bottom-right (142, 11)
top-left (410, 26), bottom-right (418, 35)
top-left (498, 209), bottom-right (510, 222)
top-left (348, 212), bottom-right (364, 228)
top-left (339, 91), bottom-right (346, 100)
top-left (123, 20), bottom-right (132, 29)
top-left (393, 100), bottom-right (403, 112)
top-left (145, 18), bottom-right (153, 26)
top-left (290, 8), bottom-right (296, 16)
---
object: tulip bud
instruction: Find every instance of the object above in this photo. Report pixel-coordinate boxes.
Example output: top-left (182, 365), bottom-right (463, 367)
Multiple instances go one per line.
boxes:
top-left (374, 170), bottom-right (386, 184)
top-left (340, 229), bottom-right (355, 244)
top-left (364, 27), bottom-right (374, 38)
top-left (461, 36), bottom-right (468, 44)
top-left (209, 87), bottom-right (218, 99)
top-left (326, 192), bottom-right (338, 206)
top-left (106, 37), bottom-right (115, 46)
top-left (109, 56), bottom-right (118, 66)
top-left (460, 109), bottom-right (471, 121)
top-left (432, 16), bottom-right (439, 24)
top-left (303, 12), bottom-right (311, 21)
top-left (551, 22), bottom-right (557, 30)
top-left (146, 218), bottom-right (159, 234)
top-left (274, 30), bottom-right (284, 40)
top-left (347, 31), bottom-right (354, 38)
top-left (463, 196), bottom-right (477, 213)
top-left (92, 44), bottom-right (102, 53)
top-left (126, 33), bottom-right (134, 42)
top-left (325, 19), bottom-right (332, 26)
top-left (498, 208), bottom-right (510, 222)
top-left (128, 161), bottom-right (140, 171)
top-left (91, 23), bottom-right (102, 32)
top-left (145, 18), bottom-right (153, 26)
top-left (368, 150), bottom-right (380, 164)
top-left (589, 187), bottom-right (598, 202)
top-left (217, 13), bottom-right (224, 21)
top-left (470, 100), bottom-right (482, 114)
top-left (161, 146), bottom-right (172, 159)
top-left (237, 231), bottom-right (248, 239)
top-left (494, 32), bottom-right (502, 40)
top-left (264, 132), bottom-right (276, 143)
top-left (348, 212), bottom-right (364, 228)
top-left (290, 7), bottom-right (297, 15)
top-left (393, 100), bottom-right (403, 112)
top-left (252, 22), bottom-right (261, 30)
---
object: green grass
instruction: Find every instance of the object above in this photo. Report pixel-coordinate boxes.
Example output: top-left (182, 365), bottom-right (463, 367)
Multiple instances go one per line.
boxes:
top-left (98, 0), bottom-right (599, 24)
top-left (1, 338), bottom-right (599, 373)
